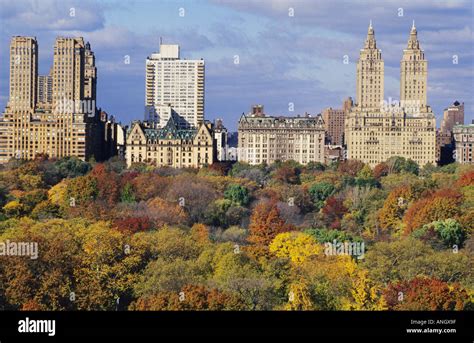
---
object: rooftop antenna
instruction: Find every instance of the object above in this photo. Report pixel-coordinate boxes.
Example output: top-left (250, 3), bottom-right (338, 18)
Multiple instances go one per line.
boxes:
top-left (160, 36), bottom-right (162, 45)
top-left (412, 20), bottom-right (416, 30)
top-left (369, 19), bottom-right (372, 29)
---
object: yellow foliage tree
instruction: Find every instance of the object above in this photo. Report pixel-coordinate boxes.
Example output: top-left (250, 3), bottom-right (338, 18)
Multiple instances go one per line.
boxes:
top-left (269, 232), bottom-right (322, 264)
top-left (342, 269), bottom-right (387, 310)
top-left (285, 280), bottom-right (314, 310)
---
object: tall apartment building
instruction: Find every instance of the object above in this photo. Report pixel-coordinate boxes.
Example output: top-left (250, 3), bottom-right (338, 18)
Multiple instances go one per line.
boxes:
top-left (238, 105), bottom-right (325, 165)
top-left (7, 37), bottom-right (38, 113)
top-left (145, 44), bottom-right (204, 129)
top-left (356, 21), bottom-right (384, 110)
top-left (345, 23), bottom-right (436, 167)
top-left (322, 97), bottom-right (353, 145)
top-left (400, 22), bottom-right (427, 110)
top-left (0, 36), bottom-right (105, 163)
top-left (441, 101), bottom-right (464, 134)
top-left (453, 124), bottom-right (474, 164)
top-left (126, 113), bottom-right (215, 168)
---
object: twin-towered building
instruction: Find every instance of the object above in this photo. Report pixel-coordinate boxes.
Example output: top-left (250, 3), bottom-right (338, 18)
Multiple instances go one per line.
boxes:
top-left (0, 36), bottom-right (110, 164)
top-left (345, 22), bottom-right (437, 167)
top-left (239, 22), bottom-right (440, 168)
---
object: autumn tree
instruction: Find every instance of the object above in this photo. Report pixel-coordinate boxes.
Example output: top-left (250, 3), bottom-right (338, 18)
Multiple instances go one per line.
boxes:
top-left (246, 201), bottom-right (293, 258)
top-left (269, 232), bottom-right (322, 264)
top-left (403, 188), bottom-right (462, 233)
top-left (321, 196), bottom-right (347, 229)
top-left (383, 277), bottom-right (470, 310)
top-left (131, 285), bottom-right (245, 310)
top-left (378, 185), bottom-right (414, 231)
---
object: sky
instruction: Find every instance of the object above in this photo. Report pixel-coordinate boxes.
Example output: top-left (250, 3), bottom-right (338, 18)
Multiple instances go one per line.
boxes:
top-left (0, 0), bottom-right (473, 131)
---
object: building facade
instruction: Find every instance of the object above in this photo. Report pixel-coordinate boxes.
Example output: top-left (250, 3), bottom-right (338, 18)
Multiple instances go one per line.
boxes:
top-left (0, 36), bottom-right (105, 164)
top-left (238, 106), bottom-right (325, 165)
top-left (356, 21), bottom-right (384, 111)
top-left (322, 97), bottom-right (353, 146)
top-left (453, 124), bottom-right (474, 164)
top-left (126, 113), bottom-right (215, 168)
top-left (145, 44), bottom-right (204, 129)
top-left (37, 73), bottom-right (52, 105)
top-left (213, 118), bottom-right (228, 162)
top-left (345, 23), bottom-right (436, 167)
top-left (441, 101), bottom-right (464, 134)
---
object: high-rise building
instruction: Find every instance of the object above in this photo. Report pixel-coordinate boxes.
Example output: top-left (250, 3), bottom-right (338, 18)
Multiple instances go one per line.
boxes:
top-left (322, 97), bottom-right (353, 146)
top-left (400, 21), bottom-right (427, 110)
top-left (356, 22), bottom-right (384, 110)
top-left (441, 101), bottom-right (464, 134)
top-left (7, 36), bottom-right (38, 113)
top-left (0, 36), bottom-right (105, 164)
top-left (345, 23), bottom-right (436, 167)
top-left (453, 124), bottom-right (474, 164)
top-left (238, 106), bottom-right (325, 165)
top-left (145, 44), bottom-right (204, 129)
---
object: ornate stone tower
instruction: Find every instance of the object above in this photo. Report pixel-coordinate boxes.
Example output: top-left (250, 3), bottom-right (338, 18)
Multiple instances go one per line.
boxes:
top-left (356, 21), bottom-right (384, 110)
top-left (400, 21), bottom-right (427, 112)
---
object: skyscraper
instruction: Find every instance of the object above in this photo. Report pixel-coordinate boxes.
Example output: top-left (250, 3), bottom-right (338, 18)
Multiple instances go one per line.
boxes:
top-left (145, 44), bottom-right (204, 129)
top-left (7, 36), bottom-right (38, 113)
top-left (400, 21), bottom-right (427, 110)
top-left (345, 23), bottom-right (436, 167)
top-left (356, 21), bottom-right (384, 110)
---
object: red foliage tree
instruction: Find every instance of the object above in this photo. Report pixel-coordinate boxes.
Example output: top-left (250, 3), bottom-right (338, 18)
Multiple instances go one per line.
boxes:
top-left (383, 277), bottom-right (469, 310)
top-left (90, 163), bottom-right (120, 205)
top-left (373, 162), bottom-right (389, 179)
top-left (322, 196), bottom-right (348, 229)
top-left (456, 170), bottom-right (474, 187)
top-left (337, 160), bottom-right (365, 177)
top-left (113, 216), bottom-right (152, 234)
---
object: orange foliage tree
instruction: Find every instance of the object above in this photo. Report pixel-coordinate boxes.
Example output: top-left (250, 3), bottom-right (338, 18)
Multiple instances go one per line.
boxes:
top-left (130, 285), bottom-right (245, 310)
top-left (383, 277), bottom-right (470, 310)
top-left (246, 201), bottom-right (293, 258)
top-left (403, 189), bottom-right (462, 234)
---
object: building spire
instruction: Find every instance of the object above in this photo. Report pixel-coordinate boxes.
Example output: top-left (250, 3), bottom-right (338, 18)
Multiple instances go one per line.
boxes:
top-left (407, 21), bottom-right (420, 49)
top-left (365, 20), bottom-right (376, 48)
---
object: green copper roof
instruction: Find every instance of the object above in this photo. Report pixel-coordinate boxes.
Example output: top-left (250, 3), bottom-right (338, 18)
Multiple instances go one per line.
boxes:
top-left (144, 114), bottom-right (197, 140)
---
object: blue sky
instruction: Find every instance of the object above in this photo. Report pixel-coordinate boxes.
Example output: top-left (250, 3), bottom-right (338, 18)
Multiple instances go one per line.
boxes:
top-left (0, 0), bottom-right (473, 131)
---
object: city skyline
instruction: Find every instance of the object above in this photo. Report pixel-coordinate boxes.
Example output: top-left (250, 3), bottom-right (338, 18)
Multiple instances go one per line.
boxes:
top-left (1, 0), bottom-right (473, 131)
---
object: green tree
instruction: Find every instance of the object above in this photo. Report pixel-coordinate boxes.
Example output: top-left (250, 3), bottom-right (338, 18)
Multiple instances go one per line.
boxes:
top-left (308, 182), bottom-right (335, 210)
top-left (120, 182), bottom-right (136, 203)
top-left (224, 183), bottom-right (250, 206)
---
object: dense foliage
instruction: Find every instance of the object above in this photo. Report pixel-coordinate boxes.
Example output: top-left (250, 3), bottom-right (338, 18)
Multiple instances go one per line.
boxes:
top-left (0, 156), bottom-right (472, 311)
